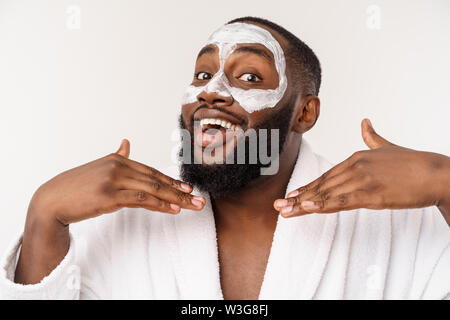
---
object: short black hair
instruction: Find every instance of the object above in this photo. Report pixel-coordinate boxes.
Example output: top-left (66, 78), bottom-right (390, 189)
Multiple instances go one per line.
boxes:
top-left (227, 16), bottom-right (321, 96)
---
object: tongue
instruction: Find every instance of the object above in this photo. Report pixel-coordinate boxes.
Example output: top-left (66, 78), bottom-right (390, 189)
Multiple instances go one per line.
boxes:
top-left (202, 125), bottom-right (228, 146)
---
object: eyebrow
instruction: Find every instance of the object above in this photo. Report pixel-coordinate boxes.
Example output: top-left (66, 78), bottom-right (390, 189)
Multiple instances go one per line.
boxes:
top-left (232, 46), bottom-right (273, 61)
top-left (196, 46), bottom-right (216, 60)
top-left (196, 45), bottom-right (273, 62)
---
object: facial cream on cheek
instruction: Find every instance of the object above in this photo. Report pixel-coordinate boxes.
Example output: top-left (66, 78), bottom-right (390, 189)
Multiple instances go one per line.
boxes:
top-left (181, 22), bottom-right (287, 113)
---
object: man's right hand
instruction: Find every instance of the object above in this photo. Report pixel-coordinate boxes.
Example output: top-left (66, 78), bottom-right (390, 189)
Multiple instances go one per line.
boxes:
top-left (14, 139), bottom-right (204, 284)
top-left (30, 139), bottom-right (205, 226)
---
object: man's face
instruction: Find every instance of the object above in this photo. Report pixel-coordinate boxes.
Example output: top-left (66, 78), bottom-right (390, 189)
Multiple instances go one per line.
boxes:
top-left (179, 22), bottom-right (295, 196)
top-left (181, 22), bottom-right (290, 161)
top-left (181, 43), bottom-right (279, 160)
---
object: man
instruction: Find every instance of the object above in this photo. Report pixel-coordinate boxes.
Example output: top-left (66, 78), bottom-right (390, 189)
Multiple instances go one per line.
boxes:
top-left (1, 17), bottom-right (449, 300)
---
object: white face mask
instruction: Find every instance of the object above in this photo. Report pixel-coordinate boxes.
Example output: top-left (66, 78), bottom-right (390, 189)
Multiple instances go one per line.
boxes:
top-left (181, 22), bottom-right (288, 113)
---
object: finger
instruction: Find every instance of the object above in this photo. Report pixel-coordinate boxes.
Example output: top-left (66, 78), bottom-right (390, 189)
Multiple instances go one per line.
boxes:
top-left (115, 190), bottom-right (181, 214)
top-left (117, 176), bottom-right (205, 210)
top-left (283, 190), bottom-right (368, 217)
top-left (274, 172), bottom-right (356, 211)
top-left (121, 158), bottom-right (193, 194)
top-left (361, 119), bottom-right (393, 150)
top-left (284, 158), bottom-right (354, 199)
top-left (278, 178), bottom-right (360, 217)
top-left (120, 164), bottom-right (193, 194)
top-left (116, 139), bottom-right (130, 158)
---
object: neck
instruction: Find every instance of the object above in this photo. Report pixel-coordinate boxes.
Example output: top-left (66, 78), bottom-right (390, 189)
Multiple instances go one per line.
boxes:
top-left (212, 139), bottom-right (301, 228)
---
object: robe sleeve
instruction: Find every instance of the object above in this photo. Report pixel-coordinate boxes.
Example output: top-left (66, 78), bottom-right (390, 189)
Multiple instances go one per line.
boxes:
top-left (413, 206), bottom-right (450, 300)
top-left (0, 213), bottom-right (115, 300)
top-left (421, 237), bottom-right (450, 300)
top-left (0, 232), bottom-right (80, 299)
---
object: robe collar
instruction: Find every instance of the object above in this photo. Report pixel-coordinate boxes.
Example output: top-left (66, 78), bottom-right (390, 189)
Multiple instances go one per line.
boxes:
top-left (163, 139), bottom-right (338, 299)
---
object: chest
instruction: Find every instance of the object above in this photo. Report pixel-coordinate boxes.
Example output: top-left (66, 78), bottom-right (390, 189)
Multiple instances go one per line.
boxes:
top-left (159, 204), bottom-right (399, 299)
top-left (216, 226), bottom-right (274, 300)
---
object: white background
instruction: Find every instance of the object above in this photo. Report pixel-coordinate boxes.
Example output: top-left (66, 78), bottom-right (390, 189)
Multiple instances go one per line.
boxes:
top-left (0, 0), bottom-right (449, 254)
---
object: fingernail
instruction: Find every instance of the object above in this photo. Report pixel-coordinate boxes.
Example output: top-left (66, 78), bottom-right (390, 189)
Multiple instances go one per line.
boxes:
top-left (192, 197), bottom-right (204, 207)
top-left (180, 183), bottom-right (192, 192)
top-left (281, 205), bottom-right (293, 215)
top-left (366, 119), bottom-right (372, 127)
top-left (287, 190), bottom-right (299, 198)
top-left (170, 203), bottom-right (180, 212)
top-left (274, 199), bottom-right (288, 208)
top-left (193, 196), bottom-right (205, 203)
top-left (301, 201), bottom-right (319, 210)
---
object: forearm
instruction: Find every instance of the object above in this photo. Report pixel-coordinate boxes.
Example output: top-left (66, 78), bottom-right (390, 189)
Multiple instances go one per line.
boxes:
top-left (14, 203), bottom-right (70, 285)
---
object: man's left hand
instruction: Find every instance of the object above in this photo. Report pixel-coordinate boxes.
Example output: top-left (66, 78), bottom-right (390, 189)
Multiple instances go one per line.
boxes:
top-left (274, 119), bottom-right (450, 222)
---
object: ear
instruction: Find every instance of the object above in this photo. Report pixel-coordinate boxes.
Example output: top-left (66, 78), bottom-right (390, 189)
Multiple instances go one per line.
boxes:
top-left (292, 95), bottom-right (320, 134)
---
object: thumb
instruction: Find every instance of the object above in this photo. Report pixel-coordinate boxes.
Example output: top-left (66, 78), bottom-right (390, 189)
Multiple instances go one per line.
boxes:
top-left (361, 119), bottom-right (392, 149)
top-left (116, 139), bottom-right (130, 158)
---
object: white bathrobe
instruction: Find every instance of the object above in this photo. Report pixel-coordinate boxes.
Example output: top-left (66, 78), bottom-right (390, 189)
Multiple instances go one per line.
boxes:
top-left (1, 140), bottom-right (449, 300)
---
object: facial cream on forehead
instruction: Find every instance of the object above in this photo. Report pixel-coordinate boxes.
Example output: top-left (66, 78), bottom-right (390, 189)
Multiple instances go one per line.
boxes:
top-left (181, 22), bottom-right (287, 113)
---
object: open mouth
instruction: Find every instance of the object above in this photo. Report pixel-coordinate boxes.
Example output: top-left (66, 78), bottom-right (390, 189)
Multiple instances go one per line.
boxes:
top-left (200, 118), bottom-right (242, 131)
top-left (194, 117), bottom-right (244, 148)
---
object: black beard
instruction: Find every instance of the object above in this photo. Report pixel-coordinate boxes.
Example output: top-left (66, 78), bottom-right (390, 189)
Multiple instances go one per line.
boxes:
top-left (179, 101), bottom-right (295, 198)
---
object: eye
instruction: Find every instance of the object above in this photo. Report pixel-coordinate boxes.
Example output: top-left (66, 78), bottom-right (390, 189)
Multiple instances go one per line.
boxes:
top-left (196, 72), bottom-right (212, 80)
top-left (238, 73), bottom-right (262, 82)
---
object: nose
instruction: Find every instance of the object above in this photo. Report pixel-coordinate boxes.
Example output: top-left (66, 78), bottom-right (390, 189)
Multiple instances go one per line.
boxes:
top-left (197, 90), bottom-right (234, 107)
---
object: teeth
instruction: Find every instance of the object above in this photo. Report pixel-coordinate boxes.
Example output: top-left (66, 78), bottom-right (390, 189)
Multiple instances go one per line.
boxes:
top-left (198, 118), bottom-right (241, 131)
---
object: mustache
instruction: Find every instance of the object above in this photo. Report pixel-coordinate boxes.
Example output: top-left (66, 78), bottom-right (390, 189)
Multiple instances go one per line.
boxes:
top-left (191, 104), bottom-right (248, 126)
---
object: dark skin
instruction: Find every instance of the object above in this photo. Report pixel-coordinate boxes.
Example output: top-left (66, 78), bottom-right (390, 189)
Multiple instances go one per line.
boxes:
top-left (274, 119), bottom-right (450, 226)
top-left (14, 22), bottom-right (450, 301)
top-left (14, 142), bottom-right (207, 284)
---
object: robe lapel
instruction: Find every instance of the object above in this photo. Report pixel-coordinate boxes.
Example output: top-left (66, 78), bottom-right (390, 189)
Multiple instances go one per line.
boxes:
top-left (163, 139), bottom-right (337, 300)
top-left (163, 191), bottom-right (223, 299)
top-left (258, 140), bottom-right (338, 299)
